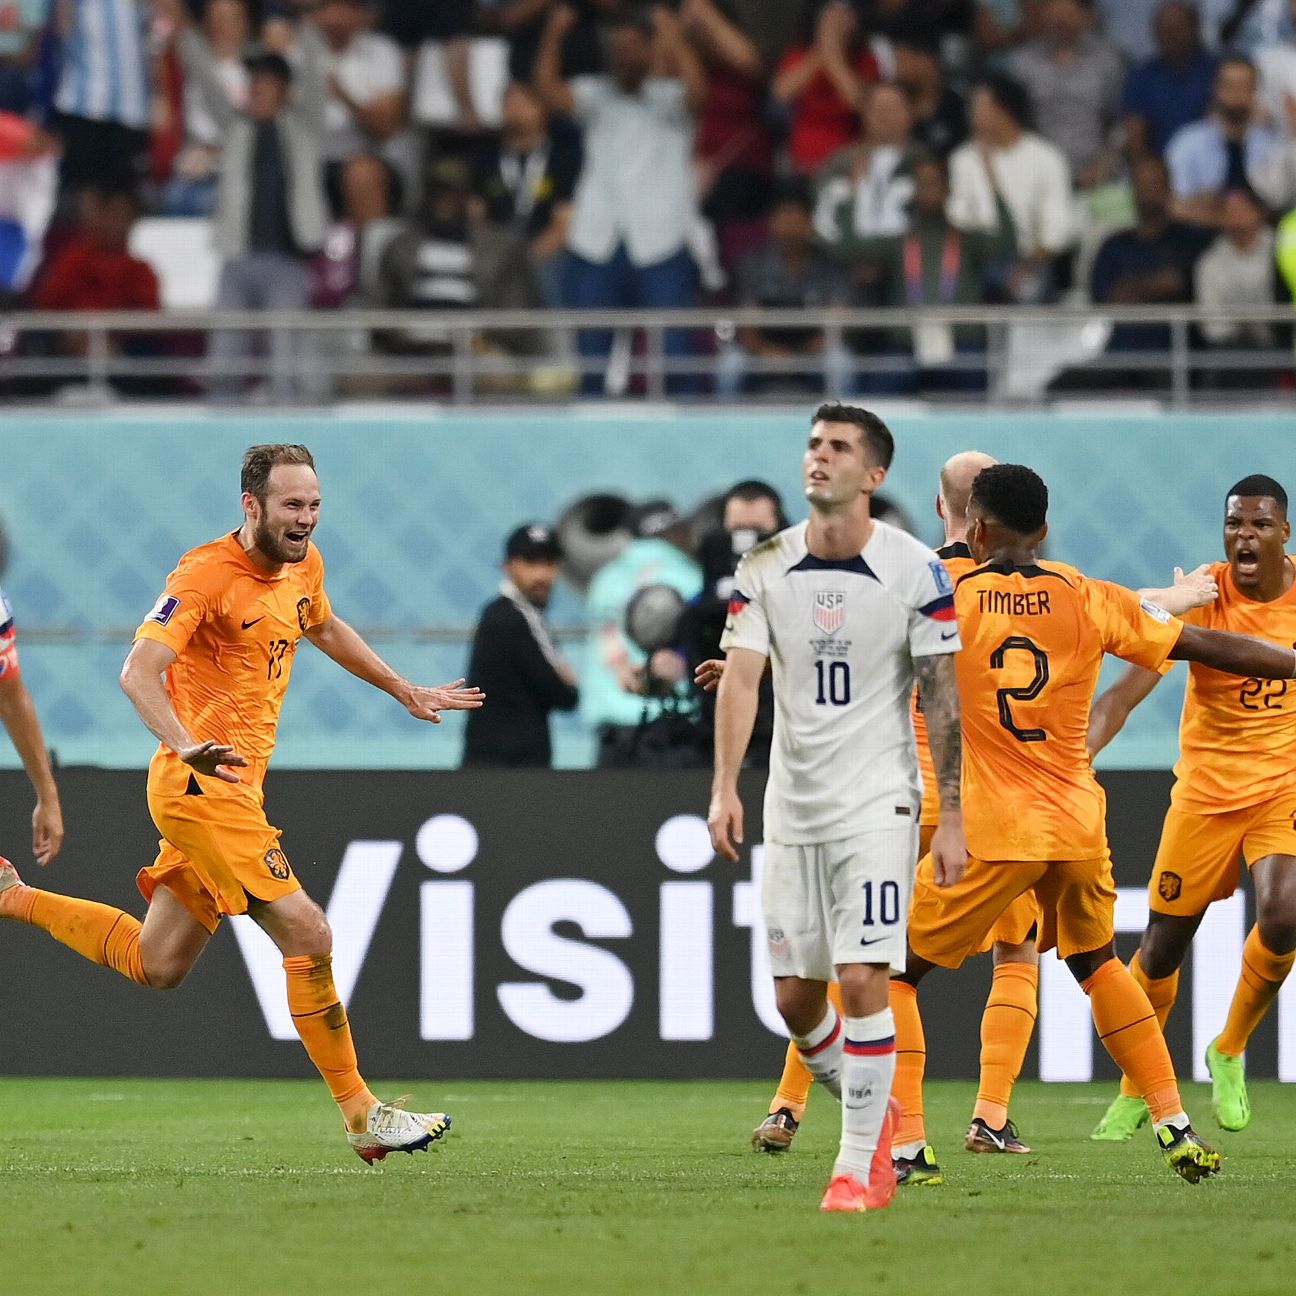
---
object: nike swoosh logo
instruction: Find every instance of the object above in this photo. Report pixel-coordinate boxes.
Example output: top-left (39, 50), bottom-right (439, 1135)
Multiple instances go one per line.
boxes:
top-left (940, 629), bottom-right (958, 641)
top-left (859, 937), bottom-right (888, 947)
top-left (241, 617), bottom-right (264, 630)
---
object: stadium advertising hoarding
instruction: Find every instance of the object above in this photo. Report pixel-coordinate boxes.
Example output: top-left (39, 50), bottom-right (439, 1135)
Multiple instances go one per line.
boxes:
top-left (0, 769), bottom-right (1291, 1081)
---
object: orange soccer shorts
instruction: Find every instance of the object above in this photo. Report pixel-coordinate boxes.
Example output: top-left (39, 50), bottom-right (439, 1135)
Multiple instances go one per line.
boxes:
top-left (138, 777), bottom-right (301, 934)
top-left (917, 826), bottom-right (1040, 953)
top-left (1148, 796), bottom-right (1296, 918)
top-left (909, 851), bottom-right (1115, 970)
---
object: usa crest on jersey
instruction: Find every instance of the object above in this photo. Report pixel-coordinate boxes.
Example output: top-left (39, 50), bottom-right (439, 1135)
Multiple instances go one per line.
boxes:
top-left (812, 591), bottom-right (845, 636)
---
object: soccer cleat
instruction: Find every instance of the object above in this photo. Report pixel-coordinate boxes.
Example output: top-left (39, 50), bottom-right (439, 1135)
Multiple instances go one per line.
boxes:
top-left (347, 1097), bottom-right (451, 1165)
top-left (1157, 1122), bottom-right (1221, 1184)
top-left (0, 856), bottom-right (23, 916)
top-left (752, 1107), bottom-right (800, 1153)
top-left (964, 1117), bottom-right (1031, 1154)
top-left (1205, 1038), bottom-right (1251, 1131)
top-left (820, 1097), bottom-right (900, 1212)
top-left (893, 1144), bottom-right (944, 1186)
top-left (1090, 1093), bottom-right (1150, 1141)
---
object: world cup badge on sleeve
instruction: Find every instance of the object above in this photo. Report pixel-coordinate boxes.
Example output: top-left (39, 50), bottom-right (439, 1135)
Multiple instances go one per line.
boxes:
top-left (812, 591), bottom-right (845, 636)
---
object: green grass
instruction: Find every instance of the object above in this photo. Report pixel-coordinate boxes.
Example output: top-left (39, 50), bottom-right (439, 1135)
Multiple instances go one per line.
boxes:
top-left (1, 1078), bottom-right (1293, 1296)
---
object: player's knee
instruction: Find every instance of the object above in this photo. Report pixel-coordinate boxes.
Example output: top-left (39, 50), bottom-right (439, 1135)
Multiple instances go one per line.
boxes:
top-left (1138, 928), bottom-right (1187, 979)
top-left (293, 906), bottom-right (332, 958)
top-left (1257, 915), bottom-right (1296, 956)
top-left (141, 954), bottom-right (190, 991)
top-left (774, 980), bottom-right (824, 1036)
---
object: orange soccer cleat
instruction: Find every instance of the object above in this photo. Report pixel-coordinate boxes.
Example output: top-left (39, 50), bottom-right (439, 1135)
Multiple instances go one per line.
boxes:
top-left (819, 1097), bottom-right (900, 1212)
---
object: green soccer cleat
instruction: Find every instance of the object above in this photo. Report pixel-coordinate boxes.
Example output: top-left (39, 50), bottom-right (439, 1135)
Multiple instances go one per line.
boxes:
top-left (1156, 1122), bottom-right (1221, 1184)
top-left (1206, 1038), bottom-right (1252, 1131)
top-left (893, 1144), bottom-right (943, 1186)
top-left (1090, 1093), bottom-right (1150, 1141)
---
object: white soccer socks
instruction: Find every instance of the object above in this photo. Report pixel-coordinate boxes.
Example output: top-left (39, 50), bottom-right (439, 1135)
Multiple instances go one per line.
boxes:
top-left (834, 1008), bottom-right (897, 1181)
top-left (793, 1002), bottom-right (844, 1100)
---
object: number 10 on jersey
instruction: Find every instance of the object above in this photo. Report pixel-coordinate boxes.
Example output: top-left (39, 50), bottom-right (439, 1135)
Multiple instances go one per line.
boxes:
top-left (814, 659), bottom-right (851, 706)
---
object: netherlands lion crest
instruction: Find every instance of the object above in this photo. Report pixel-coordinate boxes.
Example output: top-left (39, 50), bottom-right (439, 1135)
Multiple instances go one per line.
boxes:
top-left (265, 848), bottom-right (292, 881)
top-left (296, 597), bottom-right (311, 633)
top-left (1157, 871), bottom-right (1182, 903)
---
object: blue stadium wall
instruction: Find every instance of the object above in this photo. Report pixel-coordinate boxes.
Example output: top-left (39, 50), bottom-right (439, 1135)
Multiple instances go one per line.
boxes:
top-left (1, 407), bottom-right (1289, 771)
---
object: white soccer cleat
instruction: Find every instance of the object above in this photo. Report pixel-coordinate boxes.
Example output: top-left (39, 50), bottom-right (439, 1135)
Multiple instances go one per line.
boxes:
top-left (347, 1097), bottom-right (452, 1165)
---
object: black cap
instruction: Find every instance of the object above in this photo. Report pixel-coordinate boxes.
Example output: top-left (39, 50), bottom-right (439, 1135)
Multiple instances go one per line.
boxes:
top-left (505, 523), bottom-right (562, 562)
top-left (630, 499), bottom-right (683, 539)
top-left (244, 50), bottom-right (294, 83)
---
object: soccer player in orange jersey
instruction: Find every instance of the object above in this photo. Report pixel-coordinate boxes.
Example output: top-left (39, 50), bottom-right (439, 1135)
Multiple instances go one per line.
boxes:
top-left (0, 444), bottom-right (484, 1163)
top-left (1089, 474), bottom-right (1296, 1140)
top-left (897, 464), bottom-right (1296, 1184)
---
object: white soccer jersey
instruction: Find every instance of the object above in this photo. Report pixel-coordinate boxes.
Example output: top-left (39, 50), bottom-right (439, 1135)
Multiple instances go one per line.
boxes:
top-left (721, 520), bottom-right (961, 844)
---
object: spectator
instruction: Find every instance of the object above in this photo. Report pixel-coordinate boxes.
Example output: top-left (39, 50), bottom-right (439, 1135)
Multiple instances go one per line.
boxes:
top-left (716, 177), bottom-right (853, 397)
top-left (1123, 1), bottom-right (1219, 166)
top-left (771, 1), bottom-right (887, 175)
top-left (680, 0), bottom-right (775, 269)
top-left (536, 4), bottom-right (704, 395)
top-left (1166, 53), bottom-right (1279, 226)
top-left (0, 113), bottom-right (57, 296)
top-left (1255, 0), bottom-right (1296, 131)
top-left (163, 0), bottom-right (251, 217)
top-left (471, 80), bottom-right (580, 309)
top-left (1195, 187), bottom-right (1278, 360)
top-left (53, 0), bottom-right (152, 192)
top-left (462, 524), bottom-right (579, 769)
top-left (581, 499), bottom-right (702, 769)
top-left (171, 1), bottom-right (329, 401)
top-left (852, 154), bottom-right (1011, 393)
top-left (1220, 0), bottom-right (1292, 55)
top-left (947, 73), bottom-right (1073, 301)
top-left (309, 0), bottom-right (412, 229)
top-left (0, 0), bottom-right (49, 115)
top-left (1006, 0), bottom-right (1124, 187)
top-left (973, 0), bottom-right (1042, 54)
top-left (379, 0), bottom-right (479, 131)
top-left (814, 81), bottom-right (926, 248)
top-left (1252, 125), bottom-right (1296, 207)
top-left (489, 0), bottom-right (621, 87)
top-left (894, 41), bottom-right (966, 161)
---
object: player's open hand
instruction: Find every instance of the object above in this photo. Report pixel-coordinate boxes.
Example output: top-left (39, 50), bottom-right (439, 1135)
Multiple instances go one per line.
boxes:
top-left (694, 658), bottom-right (725, 693)
top-left (708, 787), bottom-right (744, 862)
top-left (1173, 564), bottom-right (1218, 610)
top-left (929, 816), bottom-right (967, 888)
top-left (180, 741), bottom-right (248, 784)
top-left (405, 679), bottom-right (485, 724)
top-left (32, 796), bottom-right (63, 866)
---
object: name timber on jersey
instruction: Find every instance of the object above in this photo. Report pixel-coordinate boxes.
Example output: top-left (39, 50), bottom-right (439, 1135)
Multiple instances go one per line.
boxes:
top-left (915, 541), bottom-right (976, 827)
top-left (133, 531), bottom-right (331, 790)
top-left (953, 559), bottom-right (1183, 862)
top-left (721, 519), bottom-right (961, 845)
top-left (1165, 559), bottom-right (1296, 813)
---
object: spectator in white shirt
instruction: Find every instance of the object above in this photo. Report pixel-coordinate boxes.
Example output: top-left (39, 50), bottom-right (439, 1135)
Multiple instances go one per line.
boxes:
top-left (947, 72), bottom-right (1074, 302)
top-left (536, 3), bottom-right (705, 395)
top-left (1195, 186), bottom-right (1278, 357)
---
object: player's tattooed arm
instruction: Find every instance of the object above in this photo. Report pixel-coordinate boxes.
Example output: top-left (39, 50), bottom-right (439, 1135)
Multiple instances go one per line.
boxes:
top-left (914, 653), bottom-right (962, 810)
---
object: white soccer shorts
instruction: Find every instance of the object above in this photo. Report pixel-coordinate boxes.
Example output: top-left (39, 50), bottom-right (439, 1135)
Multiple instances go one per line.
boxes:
top-left (761, 823), bottom-right (919, 978)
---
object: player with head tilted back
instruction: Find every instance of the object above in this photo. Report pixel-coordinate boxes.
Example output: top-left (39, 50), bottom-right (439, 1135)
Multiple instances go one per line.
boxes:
top-left (0, 444), bottom-right (484, 1163)
top-left (1089, 475), bottom-right (1296, 1140)
top-left (896, 464), bottom-right (1296, 1184)
top-left (708, 403), bottom-right (969, 1214)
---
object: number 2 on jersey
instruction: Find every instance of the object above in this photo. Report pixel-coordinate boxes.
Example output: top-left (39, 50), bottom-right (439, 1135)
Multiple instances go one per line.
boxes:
top-left (990, 635), bottom-right (1050, 742)
top-left (814, 659), bottom-right (851, 706)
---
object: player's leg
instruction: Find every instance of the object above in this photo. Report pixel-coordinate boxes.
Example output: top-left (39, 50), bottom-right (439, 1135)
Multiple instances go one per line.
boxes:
top-left (1209, 850), bottom-right (1296, 1130)
top-left (250, 889), bottom-right (450, 1162)
top-left (967, 931), bottom-right (1038, 1154)
top-left (889, 953), bottom-right (942, 1184)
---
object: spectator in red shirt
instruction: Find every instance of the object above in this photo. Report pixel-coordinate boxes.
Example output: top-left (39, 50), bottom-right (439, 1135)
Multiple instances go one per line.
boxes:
top-left (772, 1), bottom-right (887, 174)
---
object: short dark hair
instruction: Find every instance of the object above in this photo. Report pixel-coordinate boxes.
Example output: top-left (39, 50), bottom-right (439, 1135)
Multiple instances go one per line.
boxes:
top-left (975, 72), bottom-right (1032, 131)
top-left (724, 479), bottom-right (787, 527)
top-left (811, 403), bottom-right (895, 469)
top-left (244, 50), bottom-right (294, 84)
top-left (970, 464), bottom-right (1049, 534)
top-left (1218, 52), bottom-right (1257, 81)
top-left (1227, 474), bottom-right (1288, 513)
top-left (241, 444), bottom-right (316, 504)
top-left (769, 176), bottom-right (815, 215)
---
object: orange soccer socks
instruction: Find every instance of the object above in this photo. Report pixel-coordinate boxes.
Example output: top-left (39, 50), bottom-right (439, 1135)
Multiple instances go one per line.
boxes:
top-left (0, 885), bottom-right (149, 985)
top-left (1215, 926), bottom-right (1296, 1058)
top-left (1118, 950), bottom-right (1180, 1098)
top-left (1083, 956), bottom-right (1183, 1123)
top-left (283, 954), bottom-right (377, 1131)
top-left (972, 961), bottom-right (1038, 1130)
top-left (770, 982), bottom-right (844, 1118)
top-left (889, 979), bottom-right (927, 1150)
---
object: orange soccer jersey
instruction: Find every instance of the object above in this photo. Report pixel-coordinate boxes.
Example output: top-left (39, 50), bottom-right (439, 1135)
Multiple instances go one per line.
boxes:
top-left (955, 561), bottom-right (1184, 862)
top-left (1168, 560), bottom-right (1296, 814)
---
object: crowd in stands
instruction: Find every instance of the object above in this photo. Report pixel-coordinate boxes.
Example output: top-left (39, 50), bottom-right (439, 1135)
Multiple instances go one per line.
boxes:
top-left (0, 0), bottom-right (1294, 398)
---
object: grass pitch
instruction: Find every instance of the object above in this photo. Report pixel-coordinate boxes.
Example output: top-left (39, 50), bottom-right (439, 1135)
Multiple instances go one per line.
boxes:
top-left (0, 1078), bottom-right (1292, 1296)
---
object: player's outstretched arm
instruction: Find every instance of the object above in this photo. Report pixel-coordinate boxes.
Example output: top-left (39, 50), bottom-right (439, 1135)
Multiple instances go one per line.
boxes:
top-left (708, 647), bottom-right (764, 863)
top-left (1088, 663), bottom-right (1161, 758)
top-left (120, 638), bottom-right (248, 782)
top-left (305, 614), bottom-right (484, 723)
top-left (1170, 625), bottom-right (1296, 680)
top-left (0, 673), bottom-right (63, 865)
top-left (914, 653), bottom-right (967, 888)
top-left (1139, 564), bottom-right (1218, 617)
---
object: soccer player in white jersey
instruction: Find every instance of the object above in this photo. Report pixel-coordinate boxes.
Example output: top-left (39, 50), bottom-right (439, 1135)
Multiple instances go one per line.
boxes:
top-left (707, 403), bottom-right (967, 1213)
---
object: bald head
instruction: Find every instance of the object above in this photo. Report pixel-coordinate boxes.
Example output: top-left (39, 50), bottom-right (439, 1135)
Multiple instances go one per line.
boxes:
top-left (939, 451), bottom-right (997, 537)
